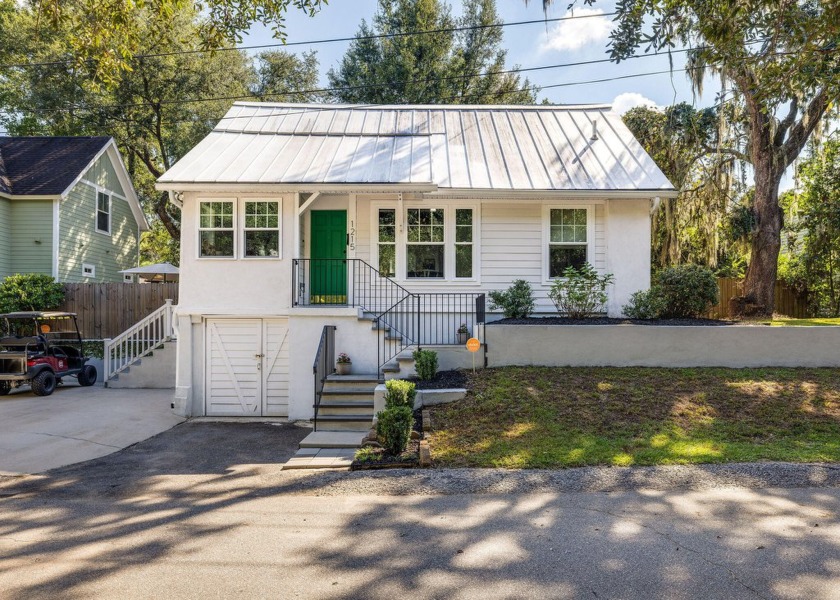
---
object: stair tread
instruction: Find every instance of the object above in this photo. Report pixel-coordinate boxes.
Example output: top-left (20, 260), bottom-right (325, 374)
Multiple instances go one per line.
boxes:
top-left (326, 374), bottom-right (380, 381)
top-left (316, 414), bottom-right (375, 421)
top-left (299, 431), bottom-right (366, 449)
top-left (321, 387), bottom-right (376, 395)
top-left (317, 401), bottom-right (374, 408)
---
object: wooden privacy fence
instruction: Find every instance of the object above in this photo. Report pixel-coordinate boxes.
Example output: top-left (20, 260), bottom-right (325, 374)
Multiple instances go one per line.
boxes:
top-left (59, 283), bottom-right (179, 339)
top-left (711, 277), bottom-right (808, 319)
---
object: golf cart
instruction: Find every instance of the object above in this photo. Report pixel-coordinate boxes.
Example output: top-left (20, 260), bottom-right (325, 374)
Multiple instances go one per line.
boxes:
top-left (0, 311), bottom-right (96, 396)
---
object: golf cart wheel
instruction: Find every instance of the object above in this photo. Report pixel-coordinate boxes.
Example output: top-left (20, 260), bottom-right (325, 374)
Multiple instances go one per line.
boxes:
top-left (0, 382), bottom-right (10, 396)
top-left (31, 371), bottom-right (57, 396)
top-left (77, 365), bottom-right (97, 387)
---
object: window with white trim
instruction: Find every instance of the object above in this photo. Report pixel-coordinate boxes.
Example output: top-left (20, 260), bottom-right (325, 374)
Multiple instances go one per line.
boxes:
top-left (82, 263), bottom-right (96, 278)
top-left (406, 208), bottom-right (444, 279)
top-left (199, 201), bottom-right (234, 257)
top-left (96, 191), bottom-right (111, 234)
top-left (123, 274), bottom-right (134, 283)
top-left (243, 201), bottom-right (280, 257)
top-left (454, 208), bottom-right (473, 278)
top-left (377, 209), bottom-right (396, 277)
top-left (549, 208), bottom-right (588, 277)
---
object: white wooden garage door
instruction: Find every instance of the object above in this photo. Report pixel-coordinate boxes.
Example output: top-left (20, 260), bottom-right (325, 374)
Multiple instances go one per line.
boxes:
top-left (205, 318), bottom-right (290, 417)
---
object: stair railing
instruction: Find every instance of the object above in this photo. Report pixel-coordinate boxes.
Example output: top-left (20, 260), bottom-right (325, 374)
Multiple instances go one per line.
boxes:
top-left (103, 299), bottom-right (176, 384)
top-left (312, 325), bottom-right (336, 431)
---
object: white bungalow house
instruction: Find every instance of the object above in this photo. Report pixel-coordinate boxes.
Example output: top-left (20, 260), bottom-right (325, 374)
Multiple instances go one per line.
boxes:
top-left (156, 102), bottom-right (676, 427)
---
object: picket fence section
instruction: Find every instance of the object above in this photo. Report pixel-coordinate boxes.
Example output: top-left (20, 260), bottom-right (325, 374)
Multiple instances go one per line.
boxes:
top-left (59, 283), bottom-right (179, 339)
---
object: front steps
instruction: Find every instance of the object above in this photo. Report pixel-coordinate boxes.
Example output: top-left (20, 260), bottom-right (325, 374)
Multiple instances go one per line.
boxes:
top-left (284, 374), bottom-right (378, 470)
top-left (106, 341), bottom-right (176, 389)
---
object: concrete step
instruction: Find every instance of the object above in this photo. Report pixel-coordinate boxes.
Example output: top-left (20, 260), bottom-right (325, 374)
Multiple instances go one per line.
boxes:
top-left (321, 386), bottom-right (376, 395)
top-left (283, 448), bottom-right (355, 470)
top-left (324, 374), bottom-right (381, 389)
top-left (317, 401), bottom-right (374, 416)
top-left (315, 414), bottom-right (374, 432)
top-left (299, 430), bottom-right (367, 449)
top-left (107, 340), bottom-right (176, 389)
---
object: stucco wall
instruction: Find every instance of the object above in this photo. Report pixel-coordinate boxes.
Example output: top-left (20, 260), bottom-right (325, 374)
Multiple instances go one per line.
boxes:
top-left (486, 325), bottom-right (840, 368)
top-left (178, 192), bottom-right (294, 314)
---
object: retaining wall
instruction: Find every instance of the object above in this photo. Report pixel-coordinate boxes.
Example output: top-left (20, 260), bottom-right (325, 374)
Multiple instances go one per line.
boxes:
top-left (486, 325), bottom-right (840, 368)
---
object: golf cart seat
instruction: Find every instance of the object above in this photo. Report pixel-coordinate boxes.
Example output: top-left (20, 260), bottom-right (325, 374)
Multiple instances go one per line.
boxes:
top-left (0, 335), bottom-right (46, 353)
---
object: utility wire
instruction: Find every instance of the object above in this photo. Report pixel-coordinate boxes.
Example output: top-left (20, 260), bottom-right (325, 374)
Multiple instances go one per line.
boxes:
top-left (0, 11), bottom-right (618, 70)
top-left (15, 49), bottom-right (699, 115)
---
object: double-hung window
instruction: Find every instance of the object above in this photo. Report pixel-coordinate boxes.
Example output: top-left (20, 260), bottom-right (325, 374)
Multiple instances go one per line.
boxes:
top-left (243, 201), bottom-right (280, 257)
top-left (96, 191), bottom-right (111, 234)
top-left (549, 208), bottom-right (588, 277)
top-left (406, 208), bottom-right (444, 279)
top-left (377, 209), bottom-right (396, 277)
top-left (199, 201), bottom-right (235, 258)
top-left (454, 208), bottom-right (473, 278)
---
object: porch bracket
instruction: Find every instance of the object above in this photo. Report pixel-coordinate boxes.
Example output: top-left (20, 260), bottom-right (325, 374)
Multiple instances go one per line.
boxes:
top-left (298, 191), bottom-right (322, 215)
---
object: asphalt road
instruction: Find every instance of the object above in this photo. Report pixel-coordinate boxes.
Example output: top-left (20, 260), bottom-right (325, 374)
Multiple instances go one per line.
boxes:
top-left (1, 422), bottom-right (838, 599)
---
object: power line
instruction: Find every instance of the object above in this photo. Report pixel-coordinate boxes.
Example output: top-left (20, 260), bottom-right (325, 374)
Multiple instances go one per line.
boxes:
top-left (15, 48), bottom-right (697, 115)
top-left (0, 11), bottom-right (618, 71)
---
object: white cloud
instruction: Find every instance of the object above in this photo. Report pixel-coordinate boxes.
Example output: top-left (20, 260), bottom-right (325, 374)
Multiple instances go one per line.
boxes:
top-left (612, 92), bottom-right (659, 115)
top-left (540, 8), bottom-right (614, 53)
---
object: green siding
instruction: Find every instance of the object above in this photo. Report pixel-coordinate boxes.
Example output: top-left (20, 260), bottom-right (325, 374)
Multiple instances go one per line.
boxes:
top-left (59, 181), bottom-right (139, 282)
top-left (9, 200), bottom-right (53, 275)
top-left (0, 198), bottom-right (11, 279)
top-left (82, 151), bottom-right (125, 196)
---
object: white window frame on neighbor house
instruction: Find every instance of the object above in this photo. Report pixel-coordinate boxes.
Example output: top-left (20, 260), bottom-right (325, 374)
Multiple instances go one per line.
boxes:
top-left (197, 199), bottom-right (237, 259)
top-left (241, 199), bottom-right (282, 260)
top-left (95, 190), bottom-right (112, 235)
top-left (541, 204), bottom-right (594, 282)
top-left (123, 274), bottom-right (134, 283)
top-left (370, 201), bottom-right (480, 284)
top-left (82, 263), bottom-right (96, 278)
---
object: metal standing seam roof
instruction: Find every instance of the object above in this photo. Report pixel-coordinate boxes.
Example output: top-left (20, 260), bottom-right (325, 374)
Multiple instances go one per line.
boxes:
top-left (158, 102), bottom-right (676, 193)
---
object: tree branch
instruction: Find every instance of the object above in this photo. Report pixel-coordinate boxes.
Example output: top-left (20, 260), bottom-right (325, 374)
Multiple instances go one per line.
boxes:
top-left (783, 88), bottom-right (830, 166)
top-left (700, 143), bottom-right (750, 164)
top-left (774, 96), bottom-right (799, 147)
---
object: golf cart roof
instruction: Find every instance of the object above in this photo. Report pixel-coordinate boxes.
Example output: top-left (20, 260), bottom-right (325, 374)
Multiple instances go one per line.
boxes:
top-left (0, 311), bottom-right (77, 319)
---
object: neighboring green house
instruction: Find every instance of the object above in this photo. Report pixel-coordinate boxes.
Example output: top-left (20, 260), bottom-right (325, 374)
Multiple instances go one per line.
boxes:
top-left (0, 136), bottom-right (149, 282)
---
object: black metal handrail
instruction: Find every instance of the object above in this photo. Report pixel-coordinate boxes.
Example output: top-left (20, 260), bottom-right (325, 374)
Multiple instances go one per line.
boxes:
top-left (312, 325), bottom-right (336, 431)
top-left (292, 258), bottom-right (413, 314)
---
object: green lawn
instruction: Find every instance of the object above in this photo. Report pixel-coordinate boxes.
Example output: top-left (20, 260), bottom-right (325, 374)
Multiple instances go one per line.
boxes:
top-left (769, 317), bottom-right (840, 326)
top-left (427, 367), bottom-right (840, 468)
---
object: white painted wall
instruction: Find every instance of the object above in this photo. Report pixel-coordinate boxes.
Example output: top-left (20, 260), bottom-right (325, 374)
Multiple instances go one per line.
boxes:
top-left (487, 325), bottom-right (840, 368)
top-left (605, 199), bottom-right (651, 316)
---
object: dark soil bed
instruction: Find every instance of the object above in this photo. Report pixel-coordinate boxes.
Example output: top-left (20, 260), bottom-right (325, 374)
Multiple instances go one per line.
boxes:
top-left (411, 369), bottom-right (470, 389)
top-left (351, 439), bottom-right (420, 470)
top-left (490, 317), bottom-right (740, 326)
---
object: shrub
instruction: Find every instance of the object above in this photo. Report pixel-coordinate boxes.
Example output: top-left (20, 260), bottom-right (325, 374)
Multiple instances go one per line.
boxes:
top-left (655, 264), bottom-right (719, 318)
top-left (375, 405), bottom-right (413, 455)
top-left (413, 349), bottom-right (438, 381)
top-left (548, 263), bottom-right (614, 318)
top-left (622, 289), bottom-right (668, 320)
top-left (0, 274), bottom-right (65, 313)
top-left (488, 279), bottom-right (535, 319)
top-left (384, 379), bottom-right (417, 409)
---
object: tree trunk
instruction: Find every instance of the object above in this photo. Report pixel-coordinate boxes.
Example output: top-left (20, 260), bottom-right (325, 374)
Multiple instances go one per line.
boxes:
top-left (154, 191), bottom-right (181, 239)
top-left (742, 156), bottom-right (783, 316)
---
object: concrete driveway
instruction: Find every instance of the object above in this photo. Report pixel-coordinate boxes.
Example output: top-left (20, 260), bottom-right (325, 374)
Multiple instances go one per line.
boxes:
top-left (0, 382), bottom-right (183, 475)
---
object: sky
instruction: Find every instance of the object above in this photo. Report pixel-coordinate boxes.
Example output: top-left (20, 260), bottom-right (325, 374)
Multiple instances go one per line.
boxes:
top-left (241, 0), bottom-right (723, 114)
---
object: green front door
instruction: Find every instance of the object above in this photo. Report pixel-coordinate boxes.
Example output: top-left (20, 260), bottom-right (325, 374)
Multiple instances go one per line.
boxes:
top-left (310, 210), bottom-right (347, 303)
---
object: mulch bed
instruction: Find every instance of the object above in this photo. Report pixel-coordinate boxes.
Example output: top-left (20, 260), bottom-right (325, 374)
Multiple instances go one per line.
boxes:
top-left (490, 317), bottom-right (739, 326)
top-left (350, 439), bottom-right (420, 470)
top-left (411, 369), bottom-right (469, 389)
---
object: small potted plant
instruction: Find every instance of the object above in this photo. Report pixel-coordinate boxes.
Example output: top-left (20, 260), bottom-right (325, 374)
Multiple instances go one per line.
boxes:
top-left (456, 323), bottom-right (470, 345)
top-left (336, 352), bottom-right (352, 375)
